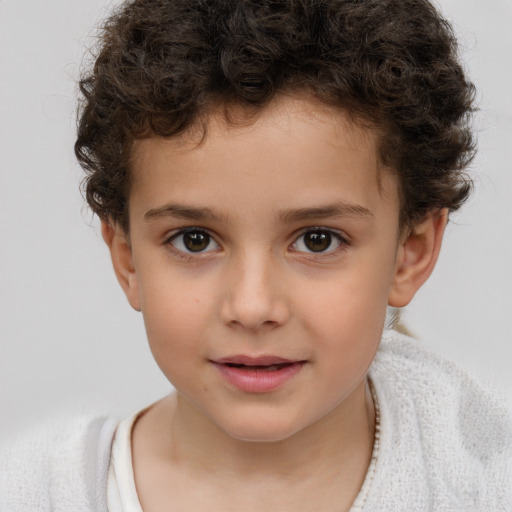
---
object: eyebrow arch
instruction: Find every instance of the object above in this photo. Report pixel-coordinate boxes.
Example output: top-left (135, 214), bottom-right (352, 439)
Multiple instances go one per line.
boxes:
top-left (144, 203), bottom-right (224, 222)
top-left (279, 202), bottom-right (373, 223)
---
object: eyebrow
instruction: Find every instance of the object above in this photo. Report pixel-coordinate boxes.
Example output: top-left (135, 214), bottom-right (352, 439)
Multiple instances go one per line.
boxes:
top-left (144, 203), bottom-right (224, 222)
top-left (279, 202), bottom-right (373, 223)
top-left (144, 201), bottom-right (373, 223)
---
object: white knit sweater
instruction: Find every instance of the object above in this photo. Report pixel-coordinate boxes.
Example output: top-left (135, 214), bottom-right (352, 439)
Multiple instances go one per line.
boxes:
top-left (1, 331), bottom-right (511, 511)
top-left (364, 332), bottom-right (512, 511)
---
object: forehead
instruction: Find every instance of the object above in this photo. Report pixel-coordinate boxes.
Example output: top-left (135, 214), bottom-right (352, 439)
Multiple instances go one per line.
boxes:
top-left (128, 95), bottom-right (399, 224)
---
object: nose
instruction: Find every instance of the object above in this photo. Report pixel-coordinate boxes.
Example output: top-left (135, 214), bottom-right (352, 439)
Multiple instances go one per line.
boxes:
top-left (219, 250), bottom-right (290, 332)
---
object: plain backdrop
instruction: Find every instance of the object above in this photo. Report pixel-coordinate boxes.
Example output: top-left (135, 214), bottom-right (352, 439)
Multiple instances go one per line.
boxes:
top-left (1, 0), bottom-right (511, 437)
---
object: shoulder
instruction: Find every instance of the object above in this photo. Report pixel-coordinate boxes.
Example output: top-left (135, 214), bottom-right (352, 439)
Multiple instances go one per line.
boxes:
top-left (366, 330), bottom-right (512, 511)
top-left (371, 330), bottom-right (510, 433)
top-left (0, 414), bottom-right (117, 512)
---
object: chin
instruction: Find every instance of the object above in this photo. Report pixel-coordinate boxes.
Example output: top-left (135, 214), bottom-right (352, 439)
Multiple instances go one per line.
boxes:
top-left (218, 414), bottom-right (305, 443)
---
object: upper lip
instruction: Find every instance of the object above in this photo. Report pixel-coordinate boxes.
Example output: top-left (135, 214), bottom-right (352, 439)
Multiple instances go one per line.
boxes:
top-left (212, 355), bottom-right (302, 366)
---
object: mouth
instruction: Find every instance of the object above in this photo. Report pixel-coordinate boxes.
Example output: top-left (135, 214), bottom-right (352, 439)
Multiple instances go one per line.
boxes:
top-left (211, 356), bottom-right (306, 393)
top-left (224, 362), bottom-right (294, 372)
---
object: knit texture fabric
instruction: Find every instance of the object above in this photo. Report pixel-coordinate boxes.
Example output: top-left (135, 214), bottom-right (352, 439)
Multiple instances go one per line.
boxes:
top-left (365, 331), bottom-right (512, 511)
top-left (0, 415), bottom-right (116, 512)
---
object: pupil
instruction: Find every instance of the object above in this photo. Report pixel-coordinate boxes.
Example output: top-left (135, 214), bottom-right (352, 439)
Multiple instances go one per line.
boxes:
top-left (184, 231), bottom-right (209, 252)
top-left (305, 231), bottom-right (331, 252)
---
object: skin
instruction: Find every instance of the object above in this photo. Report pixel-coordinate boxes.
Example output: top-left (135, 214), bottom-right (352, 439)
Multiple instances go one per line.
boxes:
top-left (104, 95), bottom-right (447, 511)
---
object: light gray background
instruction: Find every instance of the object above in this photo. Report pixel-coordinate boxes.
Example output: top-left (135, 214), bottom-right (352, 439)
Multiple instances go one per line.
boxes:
top-left (1, 0), bottom-right (511, 437)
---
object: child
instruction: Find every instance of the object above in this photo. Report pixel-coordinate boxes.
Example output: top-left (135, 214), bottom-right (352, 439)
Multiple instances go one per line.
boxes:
top-left (1, 0), bottom-right (511, 510)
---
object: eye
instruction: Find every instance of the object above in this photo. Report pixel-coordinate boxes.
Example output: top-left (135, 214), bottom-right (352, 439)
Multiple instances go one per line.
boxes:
top-left (168, 228), bottom-right (220, 254)
top-left (291, 228), bottom-right (345, 254)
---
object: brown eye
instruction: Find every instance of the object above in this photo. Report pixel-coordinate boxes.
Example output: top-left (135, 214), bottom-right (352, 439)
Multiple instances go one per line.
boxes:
top-left (170, 229), bottom-right (219, 253)
top-left (292, 229), bottom-right (344, 254)
top-left (183, 231), bottom-right (209, 252)
top-left (304, 231), bottom-right (332, 252)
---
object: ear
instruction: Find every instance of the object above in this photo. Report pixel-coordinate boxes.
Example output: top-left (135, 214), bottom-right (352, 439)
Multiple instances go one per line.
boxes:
top-left (388, 208), bottom-right (448, 308)
top-left (101, 220), bottom-right (141, 312)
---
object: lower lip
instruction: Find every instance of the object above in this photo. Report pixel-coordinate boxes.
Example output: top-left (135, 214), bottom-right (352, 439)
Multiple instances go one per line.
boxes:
top-left (213, 362), bottom-right (305, 393)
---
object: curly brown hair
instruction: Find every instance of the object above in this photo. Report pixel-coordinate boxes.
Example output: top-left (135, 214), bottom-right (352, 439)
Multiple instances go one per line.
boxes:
top-left (76, 0), bottom-right (475, 231)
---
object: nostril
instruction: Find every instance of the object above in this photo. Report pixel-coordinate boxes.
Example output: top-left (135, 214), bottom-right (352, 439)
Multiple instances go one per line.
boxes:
top-left (219, 268), bottom-right (290, 329)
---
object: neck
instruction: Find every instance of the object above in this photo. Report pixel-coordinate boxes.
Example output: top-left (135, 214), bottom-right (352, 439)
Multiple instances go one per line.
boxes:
top-left (149, 379), bottom-right (376, 482)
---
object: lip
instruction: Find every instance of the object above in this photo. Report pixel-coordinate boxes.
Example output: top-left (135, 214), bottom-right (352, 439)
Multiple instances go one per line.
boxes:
top-left (211, 355), bottom-right (306, 393)
top-left (214, 355), bottom-right (297, 366)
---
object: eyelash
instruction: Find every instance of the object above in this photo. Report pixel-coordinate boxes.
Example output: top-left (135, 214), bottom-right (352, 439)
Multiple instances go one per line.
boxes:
top-left (164, 226), bottom-right (349, 257)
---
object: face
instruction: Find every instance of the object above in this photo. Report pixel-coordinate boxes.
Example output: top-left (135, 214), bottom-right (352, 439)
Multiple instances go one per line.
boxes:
top-left (120, 96), bottom-right (404, 442)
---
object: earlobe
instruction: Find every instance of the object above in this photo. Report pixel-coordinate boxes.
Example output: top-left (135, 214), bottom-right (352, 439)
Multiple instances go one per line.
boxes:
top-left (101, 221), bottom-right (141, 312)
top-left (388, 209), bottom-right (448, 308)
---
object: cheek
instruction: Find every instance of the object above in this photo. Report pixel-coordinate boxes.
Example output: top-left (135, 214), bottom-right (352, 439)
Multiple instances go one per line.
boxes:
top-left (137, 272), bottom-right (216, 362)
top-left (295, 262), bottom-right (392, 370)
top-left (302, 288), bottom-right (384, 402)
top-left (298, 266), bottom-right (392, 334)
top-left (141, 293), bottom-right (208, 390)
top-left (303, 293), bottom-right (385, 363)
